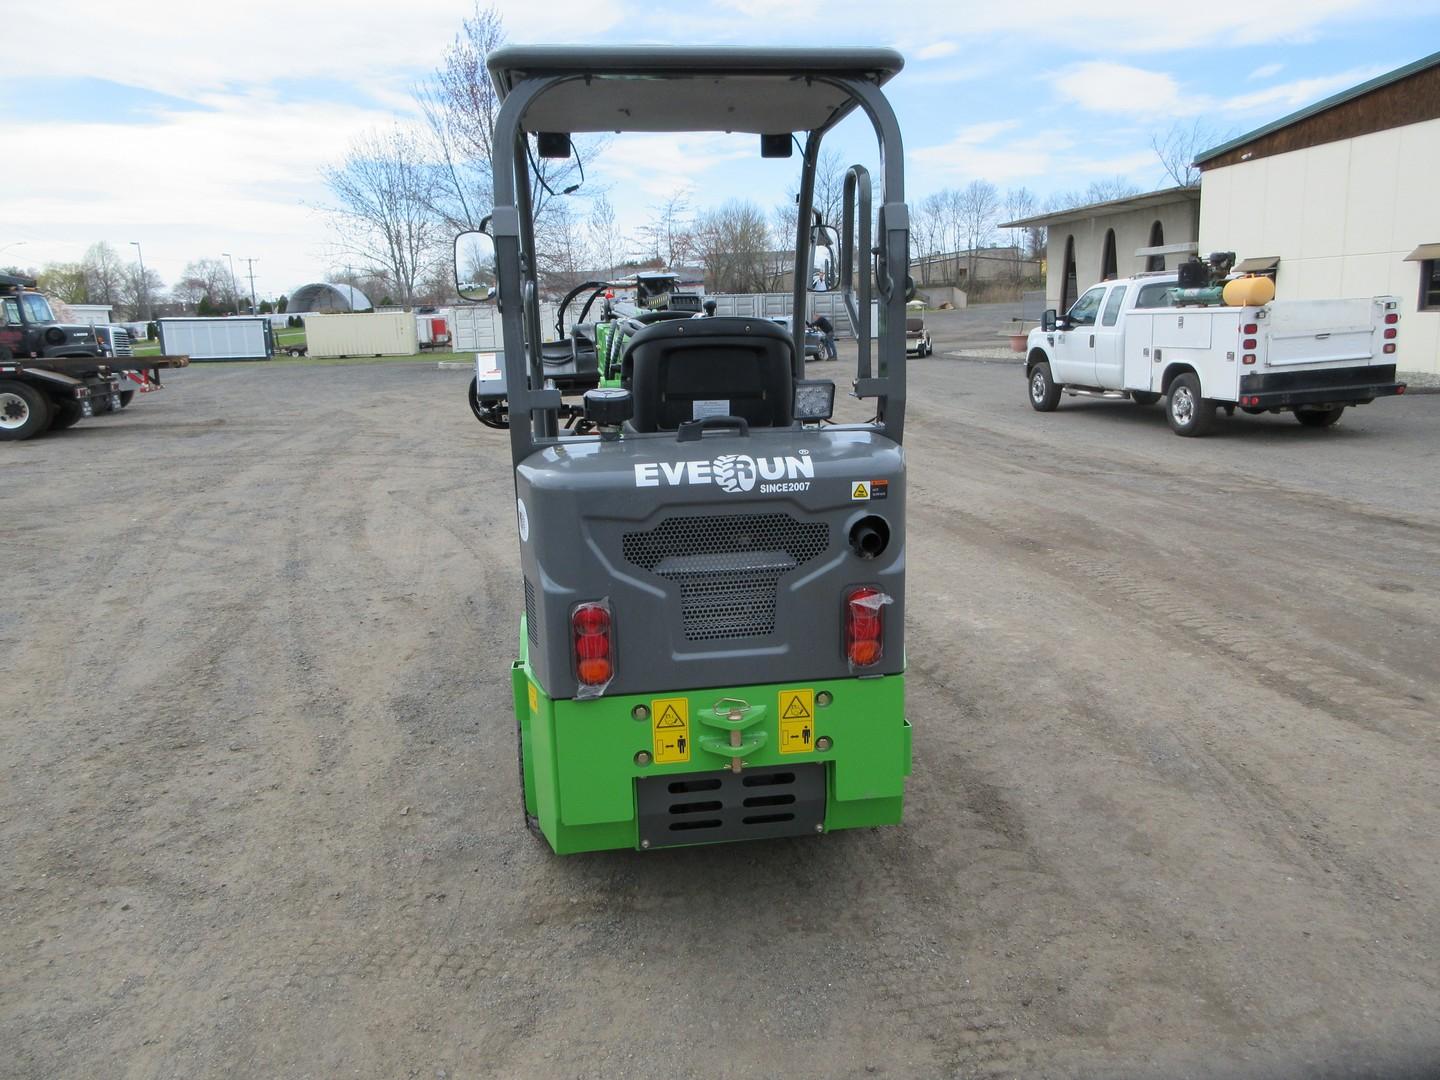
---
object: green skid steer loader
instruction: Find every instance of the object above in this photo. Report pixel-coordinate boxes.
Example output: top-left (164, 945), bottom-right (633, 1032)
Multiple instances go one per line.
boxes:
top-left (455, 45), bottom-right (913, 854)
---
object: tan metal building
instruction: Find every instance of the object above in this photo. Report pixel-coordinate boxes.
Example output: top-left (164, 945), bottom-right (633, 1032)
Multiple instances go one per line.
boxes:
top-left (1196, 50), bottom-right (1440, 375)
top-left (1001, 187), bottom-right (1200, 313)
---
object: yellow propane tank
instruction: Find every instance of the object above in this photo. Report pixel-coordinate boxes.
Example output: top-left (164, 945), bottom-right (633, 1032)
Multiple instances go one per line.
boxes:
top-left (1223, 275), bottom-right (1276, 307)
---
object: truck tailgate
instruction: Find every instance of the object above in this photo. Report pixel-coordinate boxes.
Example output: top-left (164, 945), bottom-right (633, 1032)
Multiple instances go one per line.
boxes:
top-left (1265, 299), bottom-right (1377, 368)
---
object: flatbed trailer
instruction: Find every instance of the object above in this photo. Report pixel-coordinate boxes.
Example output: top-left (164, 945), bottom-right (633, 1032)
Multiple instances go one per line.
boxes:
top-left (0, 354), bottom-right (190, 441)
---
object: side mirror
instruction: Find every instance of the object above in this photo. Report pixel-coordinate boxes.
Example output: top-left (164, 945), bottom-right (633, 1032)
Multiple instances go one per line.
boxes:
top-left (1041, 309), bottom-right (1057, 332)
top-left (455, 229), bottom-right (497, 302)
top-left (809, 226), bottom-right (839, 292)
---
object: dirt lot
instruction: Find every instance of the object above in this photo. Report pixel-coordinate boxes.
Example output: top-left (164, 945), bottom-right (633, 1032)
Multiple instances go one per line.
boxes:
top-left (4, 355), bottom-right (1439, 1079)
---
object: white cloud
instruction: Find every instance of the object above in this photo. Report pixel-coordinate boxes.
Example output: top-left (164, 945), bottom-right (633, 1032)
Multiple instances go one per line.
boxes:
top-left (912, 122), bottom-right (1157, 189)
top-left (915, 41), bottom-right (958, 61)
top-left (1052, 62), bottom-right (1185, 116)
top-left (1249, 62), bottom-right (1284, 81)
top-left (1223, 65), bottom-right (1390, 114)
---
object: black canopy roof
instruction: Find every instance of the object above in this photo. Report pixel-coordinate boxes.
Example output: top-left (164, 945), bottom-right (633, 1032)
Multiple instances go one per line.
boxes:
top-left (486, 45), bottom-right (904, 134)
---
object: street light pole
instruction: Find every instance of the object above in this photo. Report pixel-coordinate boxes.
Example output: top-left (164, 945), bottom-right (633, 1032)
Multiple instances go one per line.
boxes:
top-left (222, 252), bottom-right (240, 315)
top-left (129, 241), bottom-right (152, 322)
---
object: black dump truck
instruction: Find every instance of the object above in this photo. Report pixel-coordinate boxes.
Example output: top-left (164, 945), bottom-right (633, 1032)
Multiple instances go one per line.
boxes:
top-left (0, 274), bottom-right (188, 441)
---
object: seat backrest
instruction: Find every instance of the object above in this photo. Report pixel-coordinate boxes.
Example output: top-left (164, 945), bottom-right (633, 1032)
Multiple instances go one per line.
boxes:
top-left (906, 317), bottom-right (924, 332)
top-left (623, 316), bottom-right (794, 433)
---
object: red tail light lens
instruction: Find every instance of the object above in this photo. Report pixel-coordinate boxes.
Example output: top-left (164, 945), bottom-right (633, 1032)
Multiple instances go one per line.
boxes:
top-left (1242, 338), bottom-right (1257, 349)
top-left (1385, 313), bottom-right (1399, 324)
top-left (845, 587), bottom-right (886, 667)
top-left (1384, 328), bottom-right (1397, 339)
top-left (1383, 343), bottom-right (1396, 354)
top-left (1242, 354), bottom-right (1256, 365)
top-left (572, 602), bottom-right (613, 687)
top-left (1243, 323), bottom-right (1258, 334)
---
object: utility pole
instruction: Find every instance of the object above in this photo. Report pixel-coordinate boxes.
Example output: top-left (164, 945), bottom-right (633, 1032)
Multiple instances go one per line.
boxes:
top-left (129, 241), bottom-right (152, 322)
top-left (222, 252), bottom-right (240, 314)
top-left (242, 258), bottom-right (259, 316)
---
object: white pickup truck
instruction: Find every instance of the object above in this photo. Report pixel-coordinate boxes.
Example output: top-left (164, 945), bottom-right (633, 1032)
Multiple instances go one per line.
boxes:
top-left (1023, 270), bottom-right (1407, 436)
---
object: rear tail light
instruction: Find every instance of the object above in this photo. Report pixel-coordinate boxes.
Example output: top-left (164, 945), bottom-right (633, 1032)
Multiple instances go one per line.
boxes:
top-left (1243, 323), bottom-right (1258, 334)
top-left (1240, 395), bottom-right (1262, 407)
top-left (1385, 313), bottom-right (1399, 324)
top-left (1383, 343), bottom-right (1396, 354)
top-left (1242, 354), bottom-right (1256, 365)
top-left (844, 587), bottom-right (889, 668)
top-left (572, 601), bottom-right (613, 693)
top-left (1242, 338), bottom-right (1257, 349)
top-left (1384, 328), bottom-right (1397, 339)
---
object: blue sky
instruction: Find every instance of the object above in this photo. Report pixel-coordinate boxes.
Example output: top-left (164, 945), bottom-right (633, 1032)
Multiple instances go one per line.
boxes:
top-left (3, 0), bottom-right (1436, 299)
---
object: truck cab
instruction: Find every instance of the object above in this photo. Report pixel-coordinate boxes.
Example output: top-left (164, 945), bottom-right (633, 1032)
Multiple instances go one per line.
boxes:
top-left (0, 275), bottom-right (103, 361)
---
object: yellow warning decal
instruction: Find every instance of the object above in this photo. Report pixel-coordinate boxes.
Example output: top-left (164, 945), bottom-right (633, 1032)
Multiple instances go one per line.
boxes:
top-left (778, 689), bottom-right (816, 754)
top-left (527, 682), bottom-right (538, 712)
top-left (851, 481), bottom-right (871, 501)
top-left (651, 697), bottom-right (691, 764)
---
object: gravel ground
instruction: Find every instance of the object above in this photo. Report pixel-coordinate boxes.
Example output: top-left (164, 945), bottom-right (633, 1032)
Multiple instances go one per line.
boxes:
top-left (3, 352), bottom-right (1439, 1079)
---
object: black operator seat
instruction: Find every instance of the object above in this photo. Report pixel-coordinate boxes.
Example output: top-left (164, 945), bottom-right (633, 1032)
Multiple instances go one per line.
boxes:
top-left (622, 316), bottom-right (795, 433)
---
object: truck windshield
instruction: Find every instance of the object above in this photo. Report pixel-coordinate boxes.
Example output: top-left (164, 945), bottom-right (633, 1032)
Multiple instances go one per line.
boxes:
top-left (21, 293), bottom-right (55, 323)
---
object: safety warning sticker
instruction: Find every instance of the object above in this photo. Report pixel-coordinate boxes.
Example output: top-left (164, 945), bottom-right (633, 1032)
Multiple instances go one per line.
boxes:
top-left (651, 697), bottom-right (691, 764)
top-left (527, 682), bottom-right (538, 713)
top-left (851, 481), bottom-right (871, 501)
top-left (777, 688), bottom-right (816, 754)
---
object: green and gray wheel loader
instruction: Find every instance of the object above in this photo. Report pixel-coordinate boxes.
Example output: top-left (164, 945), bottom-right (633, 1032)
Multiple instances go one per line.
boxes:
top-left (456, 45), bottom-right (914, 854)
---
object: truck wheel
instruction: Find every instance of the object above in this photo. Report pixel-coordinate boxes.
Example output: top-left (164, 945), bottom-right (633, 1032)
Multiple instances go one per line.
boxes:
top-left (1131, 391), bottom-right (1160, 406)
top-left (1028, 362), bottom-right (1062, 412)
top-left (514, 720), bottom-right (544, 841)
top-left (1165, 374), bottom-right (1215, 436)
top-left (1296, 406), bottom-right (1345, 428)
top-left (49, 399), bottom-right (84, 430)
top-left (0, 380), bottom-right (51, 441)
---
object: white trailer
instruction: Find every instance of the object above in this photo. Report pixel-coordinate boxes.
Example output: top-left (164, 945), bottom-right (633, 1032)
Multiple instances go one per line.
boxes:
top-left (157, 317), bottom-right (273, 361)
top-left (303, 312), bottom-right (418, 358)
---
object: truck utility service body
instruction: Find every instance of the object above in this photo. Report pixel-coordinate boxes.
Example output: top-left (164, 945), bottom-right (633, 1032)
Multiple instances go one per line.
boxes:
top-left (1025, 269), bottom-right (1406, 435)
top-left (471, 46), bottom-right (913, 854)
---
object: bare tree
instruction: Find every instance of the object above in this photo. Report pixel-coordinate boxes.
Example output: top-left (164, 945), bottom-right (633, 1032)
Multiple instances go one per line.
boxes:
top-left (176, 258), bottom-right (234, 313)
top-left (694, 200), bottom-right (773, 293)
top-left (537, 201), bottom-right (594, 291)
top-left (120, 262), bottom-right (164, 321)
top-left (957, 180), bottom-right (1000, 283)
top-left (588, 194), bottom-right (622, 279)
top-left (1002, 186), bottom-right (1038, 279)
top-left (1151, 120), bottom-right (1222, 188)
top-left (635, 191), bottom-right (695, 269)
top-left (322, 125), bottom-right (444, 308)
top-left (82, 242), bottom-right (124, 307)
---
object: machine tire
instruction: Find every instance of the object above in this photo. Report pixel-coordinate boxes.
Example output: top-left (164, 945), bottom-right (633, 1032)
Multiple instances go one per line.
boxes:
top-left (0, 380), bottom-right (52, 441)
top-left (1165, 373), bottom-right (1215, 436)
top-left (1296, 406), bottom-right (1345, 428)
top-left (1028, 361), bottom-right (1061, 412)
top-left (118, 390), bottom-right (135, 408)
top-left (1131, 391), bottom-right (1161, 406)
top-left (49, 399), bottom-right (84, 430)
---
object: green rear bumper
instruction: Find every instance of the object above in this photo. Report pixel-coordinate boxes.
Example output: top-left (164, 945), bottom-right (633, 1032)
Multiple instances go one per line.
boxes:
top-left (511, 647), bottom-right (911, 855)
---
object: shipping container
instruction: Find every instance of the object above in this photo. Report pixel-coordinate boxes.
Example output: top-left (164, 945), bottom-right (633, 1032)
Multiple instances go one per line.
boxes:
top-left (303, 312), bottom-right (418, 358)
top-left (158, 317), bottom-right (274, 361)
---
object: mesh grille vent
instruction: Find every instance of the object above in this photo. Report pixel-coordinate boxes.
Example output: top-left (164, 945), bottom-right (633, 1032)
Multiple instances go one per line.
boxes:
top-left (524, 577), bottom-right (538, 644)
top-left (623, 515), bottom-right (829, 641)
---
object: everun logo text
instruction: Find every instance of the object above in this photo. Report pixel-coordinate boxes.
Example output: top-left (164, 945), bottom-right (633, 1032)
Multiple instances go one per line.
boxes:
top-left (634, 452), bottom-right (813, 494)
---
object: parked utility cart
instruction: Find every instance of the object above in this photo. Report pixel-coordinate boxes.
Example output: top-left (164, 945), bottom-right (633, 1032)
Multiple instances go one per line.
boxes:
top-left (458, 45), bottom-right (913, 854)
top-left (1024, 254), bottom-right (1407, 435)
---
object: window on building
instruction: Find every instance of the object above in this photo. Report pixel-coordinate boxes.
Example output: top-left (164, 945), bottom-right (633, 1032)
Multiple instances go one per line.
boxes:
top-left (1068, 286), bottom-right (1107, 326)
top-left (1422, 260), bottom-right (1440, 312)
top-left (1101, 286), bottom-right (1128, 326)
top-left (1101, 228), bottom-right (1118, 280)
top-left (1062, 235), bottom-right (1078, 311)
top-left (1146, 221), bottom-right (1165, 272)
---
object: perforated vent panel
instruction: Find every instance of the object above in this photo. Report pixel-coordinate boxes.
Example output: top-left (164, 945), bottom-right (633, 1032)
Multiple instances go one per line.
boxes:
top-left (623, 514), bottom-right (829, 641)
top-left (524, 577), bottom-right (538, 644)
